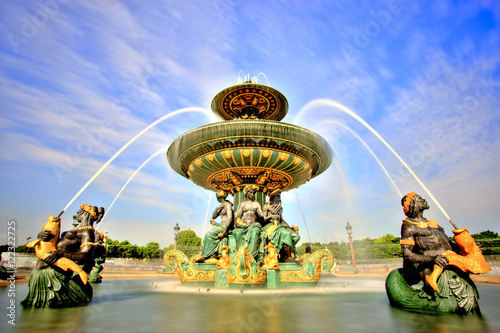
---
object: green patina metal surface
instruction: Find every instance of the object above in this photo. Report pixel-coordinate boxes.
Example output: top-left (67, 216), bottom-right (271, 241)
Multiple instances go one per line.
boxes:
top-left (215, 269), bottom-right (229, 288)
top-left (164, 249), bottom-right (332, 289)
top-left (167, 120), bottom-right (333, 181)
top-left (385, 268), bottom-right (481, 314)
top-left (21, 266), bottom-right (92, 308)
top-left (265, 269), bottom-right (281, 289)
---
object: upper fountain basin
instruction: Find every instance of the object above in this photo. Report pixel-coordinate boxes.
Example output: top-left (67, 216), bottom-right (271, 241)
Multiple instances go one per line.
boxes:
top-left (167, 119), bottom-right (334, 194)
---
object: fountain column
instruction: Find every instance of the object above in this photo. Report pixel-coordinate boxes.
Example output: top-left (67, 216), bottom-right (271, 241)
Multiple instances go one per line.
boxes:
top-left (167, 80), bottom-right (333, 219)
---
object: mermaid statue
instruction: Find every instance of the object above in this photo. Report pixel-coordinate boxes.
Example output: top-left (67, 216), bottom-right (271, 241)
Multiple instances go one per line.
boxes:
top-left (22, 204), bottom-right (106, 308)
top-left (385, 193), bottom-right (491, 314)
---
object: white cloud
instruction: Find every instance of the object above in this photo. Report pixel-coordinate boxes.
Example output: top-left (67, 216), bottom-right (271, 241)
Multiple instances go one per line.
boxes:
top-left (1, 1), bottom-right (499, 248)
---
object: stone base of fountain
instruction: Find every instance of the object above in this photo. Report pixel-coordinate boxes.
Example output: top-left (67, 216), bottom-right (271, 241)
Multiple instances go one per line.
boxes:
top-left (166, 248), bottom-right (332, 289)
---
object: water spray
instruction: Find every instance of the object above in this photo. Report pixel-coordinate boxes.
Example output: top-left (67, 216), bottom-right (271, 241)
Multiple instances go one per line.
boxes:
top-left (295, 191), bottom-right (312, 247)
top-left (57, 107), bottom-right (212, 218)
top-left (200, 192), bottom-right (213, 246)
top-left (296, 99), bottom-right (457, 229)
top-left (98, 147), bottom-right (168, 227)
top-left (320, 119), bottom-right (402, 198)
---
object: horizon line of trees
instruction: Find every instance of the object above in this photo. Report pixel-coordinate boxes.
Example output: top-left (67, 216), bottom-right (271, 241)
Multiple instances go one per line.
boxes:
top-left (12, 230), bottom-right (499, 261)
top-left (297, 230), bottom-right (500, 261)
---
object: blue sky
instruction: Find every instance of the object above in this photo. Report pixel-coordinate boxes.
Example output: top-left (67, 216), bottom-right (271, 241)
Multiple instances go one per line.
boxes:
top-left (1, 0), bottom-right (499, 248)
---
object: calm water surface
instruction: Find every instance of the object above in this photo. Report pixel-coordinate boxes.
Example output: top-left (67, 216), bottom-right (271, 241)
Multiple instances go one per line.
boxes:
top-left (1, 277), bottom-right (499, 333)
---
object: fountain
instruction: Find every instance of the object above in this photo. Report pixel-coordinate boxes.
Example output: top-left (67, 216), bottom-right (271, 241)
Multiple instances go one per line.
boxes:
top-left (9, 79), bottom-right (499, 333)
top-left (165, 80), bottom-right (335, 288)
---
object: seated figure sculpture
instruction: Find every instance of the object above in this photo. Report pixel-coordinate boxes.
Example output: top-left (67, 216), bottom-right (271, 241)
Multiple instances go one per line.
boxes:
top-left (195, 190), bottom-right (233, 263)
top-left (233, 185), bottom-right (264, 260)
top-left (22, 204), bottom-right (106, 308)
top-left (260, 190), bottom-right (300, 263)
top-left (385, 192), bottom-right (488, 314)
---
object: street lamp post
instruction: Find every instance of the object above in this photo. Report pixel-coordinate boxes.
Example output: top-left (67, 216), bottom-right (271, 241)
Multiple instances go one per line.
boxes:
top-left (345, 221), bottom-right (356, 270)
top-left (174, 223), bottom-right (180, 250)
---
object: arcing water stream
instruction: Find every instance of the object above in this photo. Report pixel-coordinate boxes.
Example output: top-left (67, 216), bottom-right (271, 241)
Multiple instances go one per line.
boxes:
top-left (294, 99), bottom-right (457, 228)
top-left (317, 119), bottom-right (402, 198)
top-left (58, 99), bottom-right (456, 230)
top-left (100, 147), bottom-right (167, 224)
top-left (58, 107), bottom-right (214, 218)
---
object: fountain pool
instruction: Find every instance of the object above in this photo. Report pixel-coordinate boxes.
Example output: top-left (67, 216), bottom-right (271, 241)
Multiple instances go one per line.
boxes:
top-left (3, 277), bottom-right (499, 333)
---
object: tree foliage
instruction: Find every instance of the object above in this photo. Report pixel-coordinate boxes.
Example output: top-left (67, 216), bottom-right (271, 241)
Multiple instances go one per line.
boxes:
top-left (176, 230), bottom-right (202, 257)
top-left (472, 230), bottom-right (499, 239)
top-left (103, 239), bottom-right (163, 259)
top-left (177, 230), bottom-right (202, 247)
top-left (296, 229), bottom-right (500, 260)
top-left (142, 242), bottom-right (162, 259)
top-left (471, 230), bottom-right (500, 255)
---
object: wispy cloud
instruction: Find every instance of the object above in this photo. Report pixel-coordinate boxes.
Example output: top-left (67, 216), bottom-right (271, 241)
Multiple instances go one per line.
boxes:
top-left (1, 1), bottom-right (499, 246)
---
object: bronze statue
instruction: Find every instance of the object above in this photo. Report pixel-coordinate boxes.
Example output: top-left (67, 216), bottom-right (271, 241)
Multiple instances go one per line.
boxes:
top-left (88, 228), bottom-right (107, 283)
top-left (260, 190), bottom-right (300, 263)
top-left (233, 185), bottom-right (264, 259)
top-left (22, 204), bottom-right (106, 308)
top-left (385, 192), bottom-right (489, 313)
top-left (195, 190), bottom-right (233, 263)
top-left (399, 193), bottom-right (453, 285)
top-left (27, 215), bottom-right (89, 284)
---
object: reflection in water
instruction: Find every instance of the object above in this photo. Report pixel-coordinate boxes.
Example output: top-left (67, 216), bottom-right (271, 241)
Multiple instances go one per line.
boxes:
top-left (3, 277), bottom-right (498, 333)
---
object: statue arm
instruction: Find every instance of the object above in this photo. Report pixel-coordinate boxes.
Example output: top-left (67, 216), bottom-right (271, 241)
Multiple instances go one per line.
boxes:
top-left (45, 231), bottom-right (94, 264)
top-left (262, 204), bottom-right (273, 223)
top-left (221, 203), bottom-right (233, 238)
top-left (45, 248), bottom-right (89, 264)
top-left (212, 204), bottom-right (224, 220)
top-left (235, 204), bottom-right (243, 219)
top-left (255, 204), bottom-right (265, 220)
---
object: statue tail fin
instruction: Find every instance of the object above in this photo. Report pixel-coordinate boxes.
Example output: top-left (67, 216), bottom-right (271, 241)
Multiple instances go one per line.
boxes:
top-left (26, 240), bottom-right (39, 248)
top-left (79, 271), bottom-right (89, 285)
top-left (425, 265), bottom-right (443, 293)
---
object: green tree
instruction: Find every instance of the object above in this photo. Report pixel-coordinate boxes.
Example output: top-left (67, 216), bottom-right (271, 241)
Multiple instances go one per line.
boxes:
top-left (177, 230), bottom-right (202, 258)
top-left (127, 244), bottom-right (142, 259)
top-left (163, 244), bottom-right (174, 255)
top-left (15, 244), bottom-right (34, 254)
top-left (118, 240), bottom-right (141, 259)
top-left (142, 242), bottom-right (161, 259)
top-left (472, 230), bottom-right (499, 239)
top-left (105, 239), bottom-right (121, 258)
top-left (373, 234), bottom-right (397, 245)
top-left (471, 230), bottom-right (500, 255)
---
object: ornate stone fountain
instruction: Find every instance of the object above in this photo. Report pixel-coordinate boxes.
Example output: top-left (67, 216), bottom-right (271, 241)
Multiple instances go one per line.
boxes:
top-left (165, 80), bottom-right (334, 288)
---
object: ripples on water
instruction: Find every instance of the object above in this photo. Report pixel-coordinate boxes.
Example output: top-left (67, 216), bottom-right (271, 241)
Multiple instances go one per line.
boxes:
top-left (3, 277), bottom-right (499, 333)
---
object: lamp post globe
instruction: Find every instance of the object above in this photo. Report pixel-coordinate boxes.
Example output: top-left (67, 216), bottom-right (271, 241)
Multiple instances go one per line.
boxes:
top-left (345, 221), bottom-right (352, 236)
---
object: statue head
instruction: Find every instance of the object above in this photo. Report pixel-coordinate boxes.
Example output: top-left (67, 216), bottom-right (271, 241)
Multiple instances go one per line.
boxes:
top-left (216, 190), bottom-right (227, 201)
top-left (401, 192), bottom-right (428, 218)
top-left (74, 204), bottom-right (105, 227)
top-left (243, 185), bottom-right (259, 199)
top-left (269, 189), bottom-right (281, 203)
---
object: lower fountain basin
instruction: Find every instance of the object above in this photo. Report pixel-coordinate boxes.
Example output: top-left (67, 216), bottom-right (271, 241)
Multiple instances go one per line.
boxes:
top-left (5, 277), bottom-right (499, 333)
